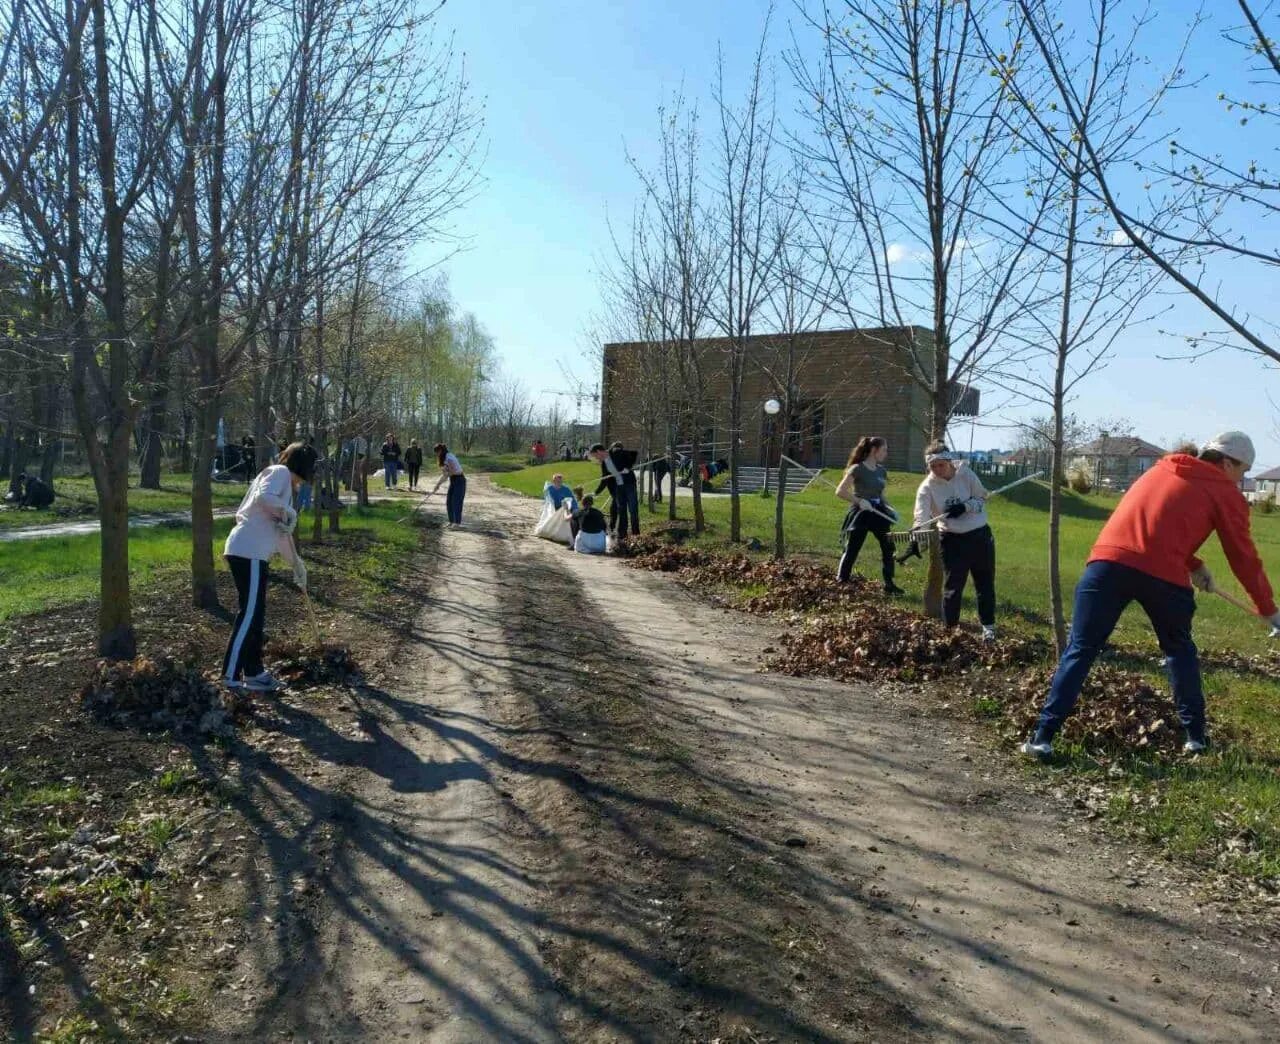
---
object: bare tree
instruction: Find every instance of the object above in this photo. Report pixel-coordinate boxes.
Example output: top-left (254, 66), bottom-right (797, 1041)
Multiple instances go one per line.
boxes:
top-left (712, 16), bottom-right (786, 542)
top-left (1011, 0), bottom-right (1279, 360)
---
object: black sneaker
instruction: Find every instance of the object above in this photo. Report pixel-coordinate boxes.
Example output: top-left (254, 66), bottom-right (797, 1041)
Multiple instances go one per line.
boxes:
top-left (884, 582), bottom-right (906, 596)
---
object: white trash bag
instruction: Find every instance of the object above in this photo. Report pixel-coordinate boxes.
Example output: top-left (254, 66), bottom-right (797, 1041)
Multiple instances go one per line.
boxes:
top-left (574, 528), bottom-right (607, 555)
top-left (533, 500), bottom-right (574, 545)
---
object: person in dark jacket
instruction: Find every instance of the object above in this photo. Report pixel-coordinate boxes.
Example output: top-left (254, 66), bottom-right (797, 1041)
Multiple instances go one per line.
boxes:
top-left (380, 433), bottom-right (402, 488)
top-left (404, 439), bottom-right (424, 489)
top-left (17, 473), bottom-right (55, 510)
top-left (590, 441), bottom-right (640, 540)
top-left (572, 495), bottom-right (609, 554)
top-left (1022, 433), bottom-right (1280, 759)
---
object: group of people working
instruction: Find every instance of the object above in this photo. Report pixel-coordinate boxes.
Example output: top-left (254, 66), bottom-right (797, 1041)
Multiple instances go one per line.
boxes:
top-left (534, 442), bottom-right (639, 553)
top-left (222, 420), bottom-right (1275, 761)
top-left (834, 430), bottom-right (1277, 757)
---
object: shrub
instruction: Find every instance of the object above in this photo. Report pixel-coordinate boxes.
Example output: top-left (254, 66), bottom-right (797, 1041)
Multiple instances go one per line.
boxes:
top-left (1255, 496), bottom-right (1275, 514)
top-left (1067, 465), bottom-right (1092, 494)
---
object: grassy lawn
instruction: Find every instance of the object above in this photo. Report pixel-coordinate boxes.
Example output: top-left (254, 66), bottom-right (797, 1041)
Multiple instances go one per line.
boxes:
top-left (497, 462), bottom-right (1280, 887)
top-left (0, 473), bottom-right (245, 530)
top-left (0, 503), bottom-right (418, 623)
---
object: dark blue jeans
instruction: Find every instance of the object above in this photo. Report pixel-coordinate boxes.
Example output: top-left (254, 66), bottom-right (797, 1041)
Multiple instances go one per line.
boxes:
top-left (446, 474), bottom-right (466, 524)
top-left (1036, 560), bottom-right (1204, 743)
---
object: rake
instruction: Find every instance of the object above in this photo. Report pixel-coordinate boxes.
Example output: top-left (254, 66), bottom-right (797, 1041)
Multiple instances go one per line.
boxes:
top-left (893, 471), bottom-right (1046, 565)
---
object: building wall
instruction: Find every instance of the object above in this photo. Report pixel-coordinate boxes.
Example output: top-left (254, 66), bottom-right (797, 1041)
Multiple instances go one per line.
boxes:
top-left (601, 327), bottom-right (938, 472)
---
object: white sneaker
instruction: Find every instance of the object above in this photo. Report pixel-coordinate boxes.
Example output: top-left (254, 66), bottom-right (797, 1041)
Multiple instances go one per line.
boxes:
top-left (1020, 738), bottom-right (1053, 760)
top-left (981, 625), bottom-right (997, 643)
top-left (1183, 739), bottom-right (1208, 755)
top-left (243, 671), bottom-right (284, 693)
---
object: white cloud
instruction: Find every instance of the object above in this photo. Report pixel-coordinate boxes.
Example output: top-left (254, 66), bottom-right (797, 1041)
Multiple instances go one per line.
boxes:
top-left (885, 243), bottom-right (910, 265)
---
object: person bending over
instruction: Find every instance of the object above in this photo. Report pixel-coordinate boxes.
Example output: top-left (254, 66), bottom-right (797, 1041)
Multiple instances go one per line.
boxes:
top-left (835, 436), bottom-right (904, 595)
top-left (17, 473), bottom-right (55, 510)
top-left (222, 442), bottom-right (312, 692)
top-left (431, 444), bottom-right (466, 525)
top-left (1022, 432), bottom-right (1279, 759)
top-left (913, 442), bottom-right (997, 641)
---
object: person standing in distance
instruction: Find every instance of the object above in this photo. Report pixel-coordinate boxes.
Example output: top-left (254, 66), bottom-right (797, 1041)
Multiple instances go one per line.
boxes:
top-left (404, 439), bottom-right (424, 490)
top-left (913, 442), bottom-right (998, 641)
top-left (222, 441), bottom-right (313, 692)
top-left (380, 432), bottom-right (402, 488)
top-left (835, 436), bottom-right (905, 595)
top-left (1022, 433), bottom-right (1279, 759)
top-left (431, 443), bottom-right (466, 526)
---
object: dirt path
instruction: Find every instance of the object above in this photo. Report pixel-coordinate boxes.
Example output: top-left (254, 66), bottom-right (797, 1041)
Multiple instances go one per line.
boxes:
top-left (216, 479), bottom-right (1277, 1042)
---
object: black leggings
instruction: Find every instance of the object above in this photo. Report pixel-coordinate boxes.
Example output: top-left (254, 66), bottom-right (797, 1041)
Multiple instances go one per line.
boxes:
top-left (941, 525), bottom-right (996, 626)
top-left (837, 507), bottom-right (895, 584)
top-left (223, 555), bottom-right (268, 680)
top-left (407, 463), bottom-right (420, 488)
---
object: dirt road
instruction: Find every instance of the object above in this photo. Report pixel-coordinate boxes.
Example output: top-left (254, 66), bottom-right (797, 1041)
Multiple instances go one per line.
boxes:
top-left (214, 479), bottom-right (1278, 1042)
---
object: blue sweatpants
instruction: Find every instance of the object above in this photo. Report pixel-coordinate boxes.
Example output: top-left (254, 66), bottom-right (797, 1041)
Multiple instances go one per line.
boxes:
top-left (1035, 560), bottom-right (1204, 743)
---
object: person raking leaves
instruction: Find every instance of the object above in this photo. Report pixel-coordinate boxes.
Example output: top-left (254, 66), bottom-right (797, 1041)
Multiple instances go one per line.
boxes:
top-left (1022, 432), bottom-right (1280, 759)
top-left (835, 435), bottom-right (905, 595)
top-left (221, 441), bottom-right (313, 692)
top-left (912, 441), bottom-right (999, 641)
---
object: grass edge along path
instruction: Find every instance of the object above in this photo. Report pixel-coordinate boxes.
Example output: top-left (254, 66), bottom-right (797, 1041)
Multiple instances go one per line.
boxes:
top-left (496, 463), bottom-right (1280, 894)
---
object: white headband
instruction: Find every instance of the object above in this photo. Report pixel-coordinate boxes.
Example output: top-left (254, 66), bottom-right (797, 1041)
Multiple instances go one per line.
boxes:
top-left (926, 450), bottom-right (961, 464)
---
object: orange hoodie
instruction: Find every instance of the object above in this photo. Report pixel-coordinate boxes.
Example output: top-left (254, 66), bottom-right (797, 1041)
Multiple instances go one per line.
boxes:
top-left (1089, 454), bottom-right (1276, 616)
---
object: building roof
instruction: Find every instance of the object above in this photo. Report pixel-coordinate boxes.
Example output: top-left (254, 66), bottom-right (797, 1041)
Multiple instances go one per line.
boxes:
top-left (1254, 466), bottom-right (1280, 482)
top-left (1074, 435), bottom-right (1166, 458)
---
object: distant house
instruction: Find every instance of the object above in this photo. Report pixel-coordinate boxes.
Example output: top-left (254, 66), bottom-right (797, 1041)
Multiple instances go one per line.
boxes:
top-left (1071, 433), bottom-right (1166, 491)
top-left (1253, 466), bottom-right (1280, 501)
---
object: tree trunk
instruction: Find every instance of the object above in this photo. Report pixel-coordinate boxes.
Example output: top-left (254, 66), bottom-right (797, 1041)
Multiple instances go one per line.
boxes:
top-left (773, 455), bottom-right (789, 559)
top-left (139, 354), bottom-right (170, 489)
top-left (690, 422), bottom-right (705, 534)
top-left (191, 390), bottom-right (221, 609)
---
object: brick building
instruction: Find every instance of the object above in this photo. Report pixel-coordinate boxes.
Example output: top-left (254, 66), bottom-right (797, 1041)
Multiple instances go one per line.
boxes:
top-left (600, 326), bottom-right (976, 472)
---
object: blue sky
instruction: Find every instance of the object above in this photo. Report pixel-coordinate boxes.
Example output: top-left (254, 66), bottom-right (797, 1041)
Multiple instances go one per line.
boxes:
top-left (417, 1), bottom-right (1280, 469)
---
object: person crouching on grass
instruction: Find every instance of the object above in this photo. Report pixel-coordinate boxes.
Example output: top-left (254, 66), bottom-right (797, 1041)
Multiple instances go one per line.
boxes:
top-left (913, 442), bottom-right (997, 642)
top-left (835, 435), bottom-right (904, 595)
top-left (1021, 432), bottom-right (1280, 760)
top-left (222, 441), bottom-right (312, 692)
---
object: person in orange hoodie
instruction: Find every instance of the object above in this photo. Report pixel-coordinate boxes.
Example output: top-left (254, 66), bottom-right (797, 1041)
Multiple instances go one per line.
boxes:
top-left (1022, 432), bottom-right (1279, 759)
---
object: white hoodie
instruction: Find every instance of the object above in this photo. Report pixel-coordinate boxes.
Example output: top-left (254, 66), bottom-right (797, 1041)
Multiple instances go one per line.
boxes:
top-left (913, 465), bottom-right (989, 534)
top-left (224, 464), bottom-right (301, 564)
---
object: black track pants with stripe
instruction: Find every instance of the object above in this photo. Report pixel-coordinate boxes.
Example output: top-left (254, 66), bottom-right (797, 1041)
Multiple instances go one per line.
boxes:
top-left (223, 555), bottom-right (268, 680)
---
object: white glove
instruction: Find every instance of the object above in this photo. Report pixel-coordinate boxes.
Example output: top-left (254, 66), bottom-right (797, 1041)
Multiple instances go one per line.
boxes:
top-left (1190, 564), bottom-right (1214, 593)
top-left (292, 557), bottom-right (307, 592)
top-left (966, 497), bottom-right (986, 514)
top-left (277, 505), bottom-right (298, 535)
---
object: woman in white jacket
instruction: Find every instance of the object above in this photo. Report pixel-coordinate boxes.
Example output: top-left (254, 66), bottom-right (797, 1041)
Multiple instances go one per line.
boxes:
top-left (913, 442), bottom-right (997, 640)
top-left (221, 442), bottom-right (312, 691)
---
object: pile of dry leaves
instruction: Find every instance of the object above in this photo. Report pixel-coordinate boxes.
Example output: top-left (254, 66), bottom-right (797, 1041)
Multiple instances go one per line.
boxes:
top-left (267, 640), bottom-right (361, 686)
top-left (81, 654), bottom-right (249, 736)
top-left (769, 608), bottom-right (1045, 683)
top-left (1005, 666), bottom-right (1184, 754)
top-left (626, 538), bottom-right (1190, 756)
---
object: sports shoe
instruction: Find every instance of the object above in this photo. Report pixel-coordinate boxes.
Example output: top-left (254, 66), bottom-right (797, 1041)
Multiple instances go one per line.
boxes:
top-left (242, 671), bottom-right (284, 693)
top-left (883, 582), bottom-right (906, 596)
top-left (981, 625), bottom-right (997, 643)
top-left (1183, 739), bottom-right (1208, 755)
top-left (223, 676), bottom-right (245, 690)
top-left (1020, 738), bottom-right (1053, 760)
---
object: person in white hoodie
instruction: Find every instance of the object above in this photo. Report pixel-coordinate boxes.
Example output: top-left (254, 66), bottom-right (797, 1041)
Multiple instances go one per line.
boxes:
top-left (912, 442), bottom-right (997, 640)
top-left (221, 441), bottom-right (313, 692)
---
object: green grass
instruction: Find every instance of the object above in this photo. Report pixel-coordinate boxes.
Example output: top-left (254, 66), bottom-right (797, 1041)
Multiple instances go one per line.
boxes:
top-left (458, 450), bottom-right (531, 474)
top-left (0, 519), bottom-right (237, 622)
top-left (497, 462), bottom-right (1280, 886)
top-left (0, 473), bottom-right (245, 530)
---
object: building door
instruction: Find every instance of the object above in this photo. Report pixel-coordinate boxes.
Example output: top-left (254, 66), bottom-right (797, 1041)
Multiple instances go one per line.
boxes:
top-left (759, 401), bottom-right (825, 468)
